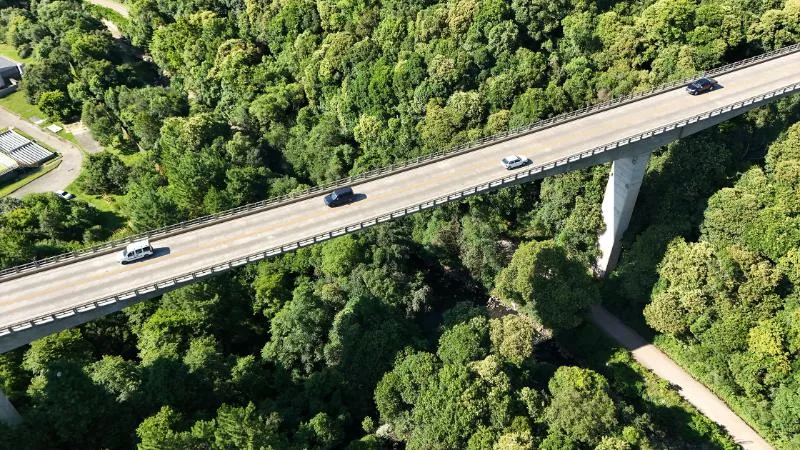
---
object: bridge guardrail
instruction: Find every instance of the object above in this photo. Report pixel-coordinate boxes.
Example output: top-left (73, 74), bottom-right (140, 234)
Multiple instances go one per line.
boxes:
top-left (3, 80), bottom-right (799, 337)
top-left (1, 43), bottom-right (799, 281)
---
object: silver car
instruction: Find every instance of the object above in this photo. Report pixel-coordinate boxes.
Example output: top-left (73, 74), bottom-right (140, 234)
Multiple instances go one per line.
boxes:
top-left (54, 190), bottom-right (75, 200)
top-left (500, 155), bottom-right (529, 170)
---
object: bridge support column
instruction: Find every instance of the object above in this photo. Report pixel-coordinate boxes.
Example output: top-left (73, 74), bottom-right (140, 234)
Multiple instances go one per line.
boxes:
top-left (0, 388), bottom-right (21, 426)
top-left (596, 152), bottom-right (651, 276)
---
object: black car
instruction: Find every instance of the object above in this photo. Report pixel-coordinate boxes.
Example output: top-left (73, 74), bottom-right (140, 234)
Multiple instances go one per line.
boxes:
top-left (686, 77), bottom-right (717, 95)
top-left (324, 186), bottom-right (355, 207)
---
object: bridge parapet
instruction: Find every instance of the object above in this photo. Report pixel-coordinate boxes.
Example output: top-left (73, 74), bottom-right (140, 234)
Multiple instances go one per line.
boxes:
top-left (2, 44), bottom-right (799, 282)
top-left (2, 80), bottom-right (799, 353)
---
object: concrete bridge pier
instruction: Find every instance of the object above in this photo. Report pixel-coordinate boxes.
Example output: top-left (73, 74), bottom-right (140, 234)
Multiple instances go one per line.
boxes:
top-left (0, 388), bottom-right (21, 426)
top-left (596, 152), bottom-right (651, 276)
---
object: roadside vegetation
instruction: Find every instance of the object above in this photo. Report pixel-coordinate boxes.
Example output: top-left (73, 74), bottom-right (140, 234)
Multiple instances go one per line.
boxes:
top-left (0, 0), bottom-right (799, 448)
top-left (0, 42), bottom-right (29, 62)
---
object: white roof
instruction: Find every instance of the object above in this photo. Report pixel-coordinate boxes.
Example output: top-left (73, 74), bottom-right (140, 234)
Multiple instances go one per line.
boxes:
top-left (124, 240), bottom-right (151, 251)
top-left (0, 130), bottom-right (54, 166)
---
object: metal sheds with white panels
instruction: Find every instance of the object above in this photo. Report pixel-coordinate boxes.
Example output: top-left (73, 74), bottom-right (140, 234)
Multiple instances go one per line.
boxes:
top-left (0, 130), bottom-right (54, 167)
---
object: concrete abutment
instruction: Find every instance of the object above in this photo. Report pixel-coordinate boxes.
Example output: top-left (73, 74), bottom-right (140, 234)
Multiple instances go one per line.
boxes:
top-left (0, 388), bottom-right (21, 426)
top-left (596, 153), bottom-right (651, 276)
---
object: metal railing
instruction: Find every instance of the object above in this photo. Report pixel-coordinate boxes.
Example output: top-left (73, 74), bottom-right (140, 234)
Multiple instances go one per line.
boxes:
top-left (2, 80), bottom-right (799, 337)
top-left (1, 43), bottom-right (799, 281)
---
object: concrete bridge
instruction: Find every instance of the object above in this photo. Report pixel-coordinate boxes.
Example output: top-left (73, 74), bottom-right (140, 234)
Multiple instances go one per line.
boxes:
top-left (1, 43), bottom-right (799, 425)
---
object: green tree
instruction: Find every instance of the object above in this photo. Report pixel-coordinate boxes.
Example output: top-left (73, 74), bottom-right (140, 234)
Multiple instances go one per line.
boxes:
top-left (25, 361), bottom-right (132, 449)
top-left (458, 213), bottom-right (507, 288)
top-left (544, 366), bottom-right (618, 446)
top-left (772, 379), bottom-right (800, 443)
top-left (79, 151), bottom-right (129, 195)
top-left (208, 403), bottom-right (287, 449)
top-left (37, 89), bottom-right (76, 121)
top-left (136, 406), bottom-right (199, 449)
top-left (22, 328), bottom-right (92, 375)
top-left (86, 355), bottom-right (142, 403)
top-left (436, 316), bottom-right (490, 365)
top-left (489, 315), bottom-right (540, 366)
top-left (117, 86), bottom-right (189, 150)
top-left (493, 240), bottom-right (599, 331)
top-left (510, 0), bottom-right (571, 43)
top-left (126, 170), bottom-right (183, 231)
top-left (642, 239), bottom-right (722, 337)
top-left (320, 235), bottom-right (362, 278)
top-left (262, 283), bottom-right (333, 376)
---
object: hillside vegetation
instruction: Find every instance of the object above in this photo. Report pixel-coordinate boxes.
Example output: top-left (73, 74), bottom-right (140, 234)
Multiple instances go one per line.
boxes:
top-left (614, 123), bottom-right (800, 449)
top-left (0, 0), bottom-right (799, 448)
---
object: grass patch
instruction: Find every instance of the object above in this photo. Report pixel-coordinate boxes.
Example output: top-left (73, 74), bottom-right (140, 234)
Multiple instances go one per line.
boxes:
top-left (0, 43), bottom-right (32, 64)
top-left (0, 91), bottom-right (44, 120)
top-left (0, 91), bottom-right (86, 150)
top-left (65, 180), bottom-right (124, 214)
top-left (113, 148), bottom-right (147, 166)
top-left (0, 157), bottom-right (62, 197)
top-left (65, 178), bottom-right (127, 233)
top-left (559, 321), bottom-right (739, 450)
top-left (59, 130), bottom-right (86, 151)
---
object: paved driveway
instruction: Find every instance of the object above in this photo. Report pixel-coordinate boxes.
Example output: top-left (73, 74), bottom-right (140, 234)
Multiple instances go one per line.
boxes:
top-left (0, 108), bottom-right (84, 198)
top-left (65, 122), bottom-right (103, 154)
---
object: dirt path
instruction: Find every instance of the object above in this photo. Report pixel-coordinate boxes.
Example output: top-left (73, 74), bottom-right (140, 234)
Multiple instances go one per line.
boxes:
top-left (101, 19), bottom-right (123, 39)
top-left (85, 0), bottom-right (129, 18)
top-left (0, 108), bottom-right (84, 198)
top-left (589, 305), bottom-right (774, 450)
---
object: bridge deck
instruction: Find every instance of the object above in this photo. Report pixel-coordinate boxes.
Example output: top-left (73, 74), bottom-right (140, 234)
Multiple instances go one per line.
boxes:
top-left (2, 50), bottom-right (800, 330)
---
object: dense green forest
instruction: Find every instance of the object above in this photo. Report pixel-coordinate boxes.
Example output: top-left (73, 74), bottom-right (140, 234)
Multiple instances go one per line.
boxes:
top-left (1, 0), bottom-right (800, 448)
top-left (610, 122), bottom-right (800, 449)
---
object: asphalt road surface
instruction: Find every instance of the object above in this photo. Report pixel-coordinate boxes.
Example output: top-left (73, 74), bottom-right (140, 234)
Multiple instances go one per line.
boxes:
top-left (2, 50), bottom-right (800, 331)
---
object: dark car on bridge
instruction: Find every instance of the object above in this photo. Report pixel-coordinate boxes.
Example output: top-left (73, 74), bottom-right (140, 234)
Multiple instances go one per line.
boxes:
top-left (686, 77), bottom-right (718, 95)
top-left (324, 186), bottom-right (355, 207)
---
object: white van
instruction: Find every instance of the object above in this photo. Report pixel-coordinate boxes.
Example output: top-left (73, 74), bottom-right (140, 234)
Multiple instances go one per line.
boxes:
top-left (118, 239), bottom-right (154, 264)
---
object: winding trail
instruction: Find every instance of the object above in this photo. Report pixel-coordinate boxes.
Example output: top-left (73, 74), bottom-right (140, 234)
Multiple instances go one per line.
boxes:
top-left (590, 305), bottom-right (774, 450)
